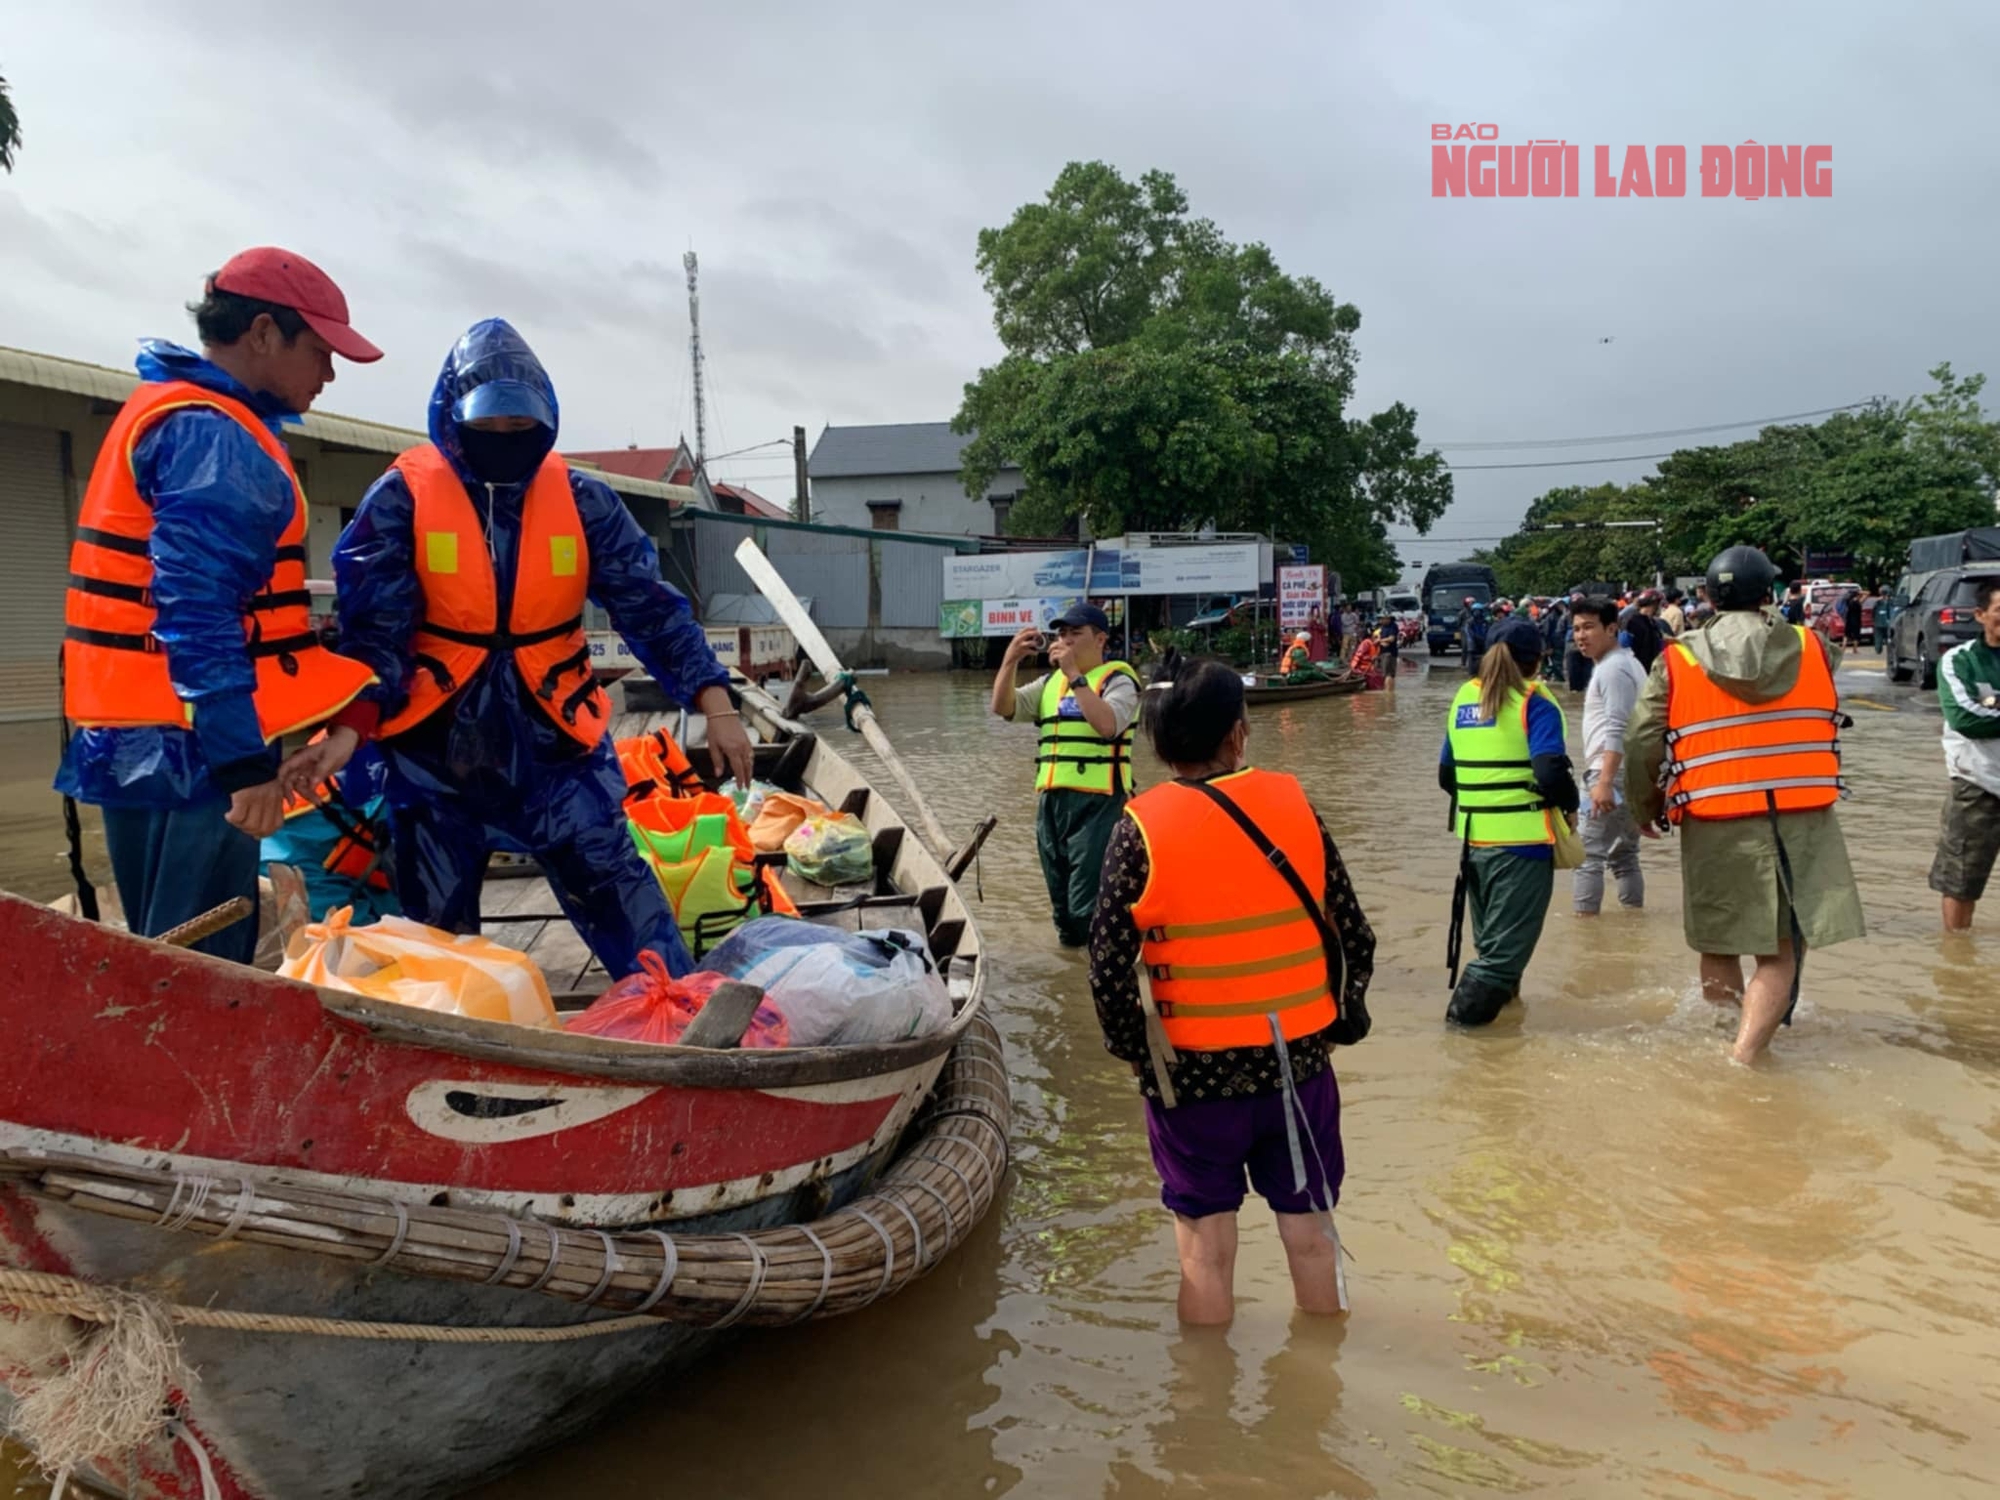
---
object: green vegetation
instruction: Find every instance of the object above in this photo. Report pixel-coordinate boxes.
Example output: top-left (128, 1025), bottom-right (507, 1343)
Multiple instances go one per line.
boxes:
top-left (1477, 366), bottom-right (2000, 594)
top-left (0, 74), bottom-right (19, 173)
top-left (954, 161), bottom-right (1449, 591)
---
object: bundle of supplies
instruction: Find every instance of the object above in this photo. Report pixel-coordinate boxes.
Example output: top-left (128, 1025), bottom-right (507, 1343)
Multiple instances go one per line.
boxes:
top-left (699, 916), bottom-right (951, 1045)
top-left (747, 791), bottom-right (828, 853)
top-left (279, 907), bottom-right (557, 1026)
top-left (783, 812), bottom-right (874, 887)
top-left (566, 950), bottom-right (791, 1047)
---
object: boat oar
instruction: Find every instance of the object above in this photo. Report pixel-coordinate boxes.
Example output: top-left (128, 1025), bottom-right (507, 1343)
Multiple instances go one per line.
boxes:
top-left (733, 537), bottom-right (957, 865)
top-left (157, 897), bottom-right (256, 950)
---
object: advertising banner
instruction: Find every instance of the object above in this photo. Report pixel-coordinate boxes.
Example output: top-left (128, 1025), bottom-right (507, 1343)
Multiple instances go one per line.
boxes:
top-left (1277, 564), bottom-right (1326, 628)
top-left (942, 542), bottom-right (1261, 602)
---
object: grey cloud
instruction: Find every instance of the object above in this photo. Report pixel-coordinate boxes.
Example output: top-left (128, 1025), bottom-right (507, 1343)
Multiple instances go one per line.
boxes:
top-left (4, 0), bottom-right (1998, 572)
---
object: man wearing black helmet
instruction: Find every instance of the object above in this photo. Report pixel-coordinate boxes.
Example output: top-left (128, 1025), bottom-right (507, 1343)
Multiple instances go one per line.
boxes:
top-left (1623, 546), bottom-right (1863, 1063)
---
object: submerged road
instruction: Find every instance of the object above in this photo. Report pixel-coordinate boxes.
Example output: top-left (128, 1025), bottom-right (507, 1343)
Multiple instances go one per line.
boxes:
top-left (5, 648), bottom-right (1995, 1498)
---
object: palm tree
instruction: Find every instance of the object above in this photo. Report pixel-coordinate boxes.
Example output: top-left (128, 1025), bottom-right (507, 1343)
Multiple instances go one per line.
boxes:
top-left (0, 74), bottom-right (20, 173)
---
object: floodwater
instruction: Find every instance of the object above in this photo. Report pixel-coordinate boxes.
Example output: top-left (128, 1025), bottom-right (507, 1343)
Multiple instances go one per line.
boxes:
top-left (8, 652), bottom-right (2000, 1498)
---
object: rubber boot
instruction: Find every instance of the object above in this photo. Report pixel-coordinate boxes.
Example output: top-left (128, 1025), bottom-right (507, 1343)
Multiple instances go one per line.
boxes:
top-left (1446, 973), bottom-right (1515, 1027)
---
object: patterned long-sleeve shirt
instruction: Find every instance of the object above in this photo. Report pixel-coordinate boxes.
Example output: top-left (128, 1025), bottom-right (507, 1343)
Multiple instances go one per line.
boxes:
top-left (1088, 788), bottom-right (1376, 1103)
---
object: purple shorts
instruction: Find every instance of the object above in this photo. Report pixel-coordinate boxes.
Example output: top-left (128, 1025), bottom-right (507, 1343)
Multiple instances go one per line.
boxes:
top-left (1143, 1068), bottom-right (1345, 1219)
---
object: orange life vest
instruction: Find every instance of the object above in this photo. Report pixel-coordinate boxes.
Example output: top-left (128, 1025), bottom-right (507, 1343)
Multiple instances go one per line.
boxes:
top-left (1348, 636), bottom-right (1381, 674)
top-left (616, 728), bottom-right (705, 801)
top-left (1124, 769), bottom-right (1341, 1051)
top-left (276, 730), bottom-right (391, 891)
top-left (377, 446), bottom-right (607, 745)
top-left (62, 380), bottom-right (375, 740)
top-left (280, 778), bottom-right (392, 890)
top-left (1662, 625), bottom-right (1844, 824)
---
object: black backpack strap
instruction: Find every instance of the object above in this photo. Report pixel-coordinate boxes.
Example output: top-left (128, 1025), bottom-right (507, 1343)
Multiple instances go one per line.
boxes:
top-left (1179, 779), bottom-right (1366, 1043)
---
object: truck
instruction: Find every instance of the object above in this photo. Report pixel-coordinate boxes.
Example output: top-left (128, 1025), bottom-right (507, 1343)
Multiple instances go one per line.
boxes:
top-left (1420, 562), bottom-right (1500, 656)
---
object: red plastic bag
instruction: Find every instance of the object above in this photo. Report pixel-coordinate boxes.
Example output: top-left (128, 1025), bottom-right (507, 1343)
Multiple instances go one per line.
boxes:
top-left (565, 951), bottom-right (791, 1048)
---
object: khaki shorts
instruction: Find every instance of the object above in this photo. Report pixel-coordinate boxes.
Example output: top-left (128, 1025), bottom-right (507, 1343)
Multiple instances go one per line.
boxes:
top-left (1929, 778), bottom-right (2000, 902)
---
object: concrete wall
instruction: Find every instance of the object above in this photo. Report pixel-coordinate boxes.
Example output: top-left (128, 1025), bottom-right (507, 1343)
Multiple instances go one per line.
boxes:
top-left (810, 468), bottom-right (1024, 536)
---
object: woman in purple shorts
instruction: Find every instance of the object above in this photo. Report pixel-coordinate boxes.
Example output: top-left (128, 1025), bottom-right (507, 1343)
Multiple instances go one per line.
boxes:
top-left (1089, 656), bottom-right (1376, 1325)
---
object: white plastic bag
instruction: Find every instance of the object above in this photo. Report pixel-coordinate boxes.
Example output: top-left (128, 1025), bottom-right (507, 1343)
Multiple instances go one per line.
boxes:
top-left (698, 917), bottom-right (951, 1045)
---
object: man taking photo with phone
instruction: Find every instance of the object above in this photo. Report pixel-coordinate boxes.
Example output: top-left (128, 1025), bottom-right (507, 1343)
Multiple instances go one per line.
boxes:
top-left (990, 605), bottom-right (1142, 946)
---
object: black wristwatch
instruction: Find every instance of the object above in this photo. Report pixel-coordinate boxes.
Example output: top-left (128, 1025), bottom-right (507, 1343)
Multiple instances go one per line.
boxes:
top-left (1069, 674), bottom-right (1091, 693)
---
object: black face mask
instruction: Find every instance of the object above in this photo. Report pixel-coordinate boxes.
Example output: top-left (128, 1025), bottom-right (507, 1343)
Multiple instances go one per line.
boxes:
top-left (459, 426), bottom-right (549, 486)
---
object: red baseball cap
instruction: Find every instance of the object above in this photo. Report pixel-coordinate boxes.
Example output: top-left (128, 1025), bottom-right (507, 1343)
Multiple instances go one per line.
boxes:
top-left (209, 247), bottom-right (383, 363)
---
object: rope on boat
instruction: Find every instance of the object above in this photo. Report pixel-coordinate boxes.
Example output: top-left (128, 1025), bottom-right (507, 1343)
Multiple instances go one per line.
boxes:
top-left (0, 1012), bottom-right (1009, 1334)
top-left (0, 1009), bottom-right (1006, 1493)
top-left (0, 1267), bottom-right (670, 1343)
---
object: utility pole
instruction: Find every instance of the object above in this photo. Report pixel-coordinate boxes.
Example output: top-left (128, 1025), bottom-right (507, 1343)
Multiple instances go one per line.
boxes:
top-left (792, 425), bottom-right (809, 523)
top-left (684, 249), bottom-right (708, 476)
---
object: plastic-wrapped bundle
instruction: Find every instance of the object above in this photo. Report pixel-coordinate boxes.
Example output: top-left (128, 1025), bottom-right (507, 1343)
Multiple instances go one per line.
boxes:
top-left (784, 812), bottom-right (873, 887)
top-left (699, 917), bottom-right (951, 1045)
top-left (565, 951), bottom-right (790, 1047)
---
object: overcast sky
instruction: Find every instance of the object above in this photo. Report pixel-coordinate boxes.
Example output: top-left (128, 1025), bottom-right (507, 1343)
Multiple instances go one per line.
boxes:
top-left (4, 1), bottom-right (1995, 580)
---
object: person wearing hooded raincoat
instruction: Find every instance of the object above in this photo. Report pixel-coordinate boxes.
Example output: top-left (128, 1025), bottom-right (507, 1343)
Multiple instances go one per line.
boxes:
top-left (1623, 573), bottom-right (1865, 1062)
top-left (55, 249), bottom-right (384, 963)
top-left (323, 320), bottom-right (750, 979)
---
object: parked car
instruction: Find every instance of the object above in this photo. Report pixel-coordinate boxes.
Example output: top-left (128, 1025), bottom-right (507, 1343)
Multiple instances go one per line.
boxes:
top-left (1808, 586), bottom-right (1876, 645)
top-left (1888, 567), bottom-right (2000, 687)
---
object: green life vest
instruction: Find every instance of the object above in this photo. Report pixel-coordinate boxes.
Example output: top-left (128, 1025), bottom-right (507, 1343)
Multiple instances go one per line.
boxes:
top-left (1035, 660), bottom-right (1142, 796)
top-left (628, 813), bottom-right (767, 958)
top-left (1446, 677), bottom-right (1565, 846)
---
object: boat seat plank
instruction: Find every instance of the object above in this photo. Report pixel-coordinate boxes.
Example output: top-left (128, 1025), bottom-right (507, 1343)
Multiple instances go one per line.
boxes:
top-left (869, 826), bottom-right (904, 892)
top-left (928, 918), bottom-right (965, 961)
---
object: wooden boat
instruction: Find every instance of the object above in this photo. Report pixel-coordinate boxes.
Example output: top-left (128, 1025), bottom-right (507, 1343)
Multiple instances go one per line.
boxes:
top-left (1241, 669), bottom-right (1368, 705)
top-left (0, 683), bottom-right (1006, 1500)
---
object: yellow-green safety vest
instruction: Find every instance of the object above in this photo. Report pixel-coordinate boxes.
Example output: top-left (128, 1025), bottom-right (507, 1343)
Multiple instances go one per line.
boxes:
top-left (1035, 661), bottom-right (1142, 796)
top-left (1445, 677), bottom-right (1565, 846)
top-left (628, 812), bottom-right (767, 958)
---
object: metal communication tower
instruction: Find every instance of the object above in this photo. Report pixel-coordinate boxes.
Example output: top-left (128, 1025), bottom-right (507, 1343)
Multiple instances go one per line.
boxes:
top-left (684, 249), bottom-right (708, 474)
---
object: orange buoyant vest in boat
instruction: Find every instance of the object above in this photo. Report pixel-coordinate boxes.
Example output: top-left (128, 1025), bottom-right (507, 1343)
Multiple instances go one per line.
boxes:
top-left (377, 446), bottom-right (608, 746)
top-left (1124, 768), bottom-right (1341, 1052)
top-left (1661, 625), bottom-right (1844, 824)
top-left (63, 380), bottom-right (376, 740)
top-left (616, 728), bottom-right (705, 800)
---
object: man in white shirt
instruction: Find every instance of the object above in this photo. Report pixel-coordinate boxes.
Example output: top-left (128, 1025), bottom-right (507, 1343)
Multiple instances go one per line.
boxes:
top-left (1571, 597), bottom-right (1655, 914)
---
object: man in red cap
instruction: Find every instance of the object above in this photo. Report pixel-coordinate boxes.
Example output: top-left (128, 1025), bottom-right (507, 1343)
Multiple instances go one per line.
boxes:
top-left (56, 248), bottom-right (384, 962)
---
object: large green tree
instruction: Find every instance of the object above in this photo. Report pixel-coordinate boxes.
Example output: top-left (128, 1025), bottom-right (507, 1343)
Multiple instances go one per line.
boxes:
top-left (1483, 365), bottom-right (2000, 593)
top-left (0, 74), bottom-right (20, 173)
top-left (954, 162), bottom-right (1447, 589)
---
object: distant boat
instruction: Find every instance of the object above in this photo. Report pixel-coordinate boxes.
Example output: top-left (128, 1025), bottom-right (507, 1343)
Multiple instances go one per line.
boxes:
top-left (1241, 669), bottom-right (1367, 705)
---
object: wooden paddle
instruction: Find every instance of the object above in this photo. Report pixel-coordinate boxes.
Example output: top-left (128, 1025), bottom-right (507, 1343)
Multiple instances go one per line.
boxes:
top-left (733, 538), bottom-right (957, 865)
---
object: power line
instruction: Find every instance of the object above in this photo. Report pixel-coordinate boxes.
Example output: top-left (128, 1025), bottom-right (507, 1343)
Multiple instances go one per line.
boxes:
top-left (1445, 450), bottom-right (1679, 471)
top-left (1432, 402), bottom-right (1871, 451)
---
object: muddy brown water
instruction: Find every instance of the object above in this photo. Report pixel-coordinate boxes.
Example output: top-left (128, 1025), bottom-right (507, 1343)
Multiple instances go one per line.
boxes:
top-left (6, 655), bottom-right (1999, 1498)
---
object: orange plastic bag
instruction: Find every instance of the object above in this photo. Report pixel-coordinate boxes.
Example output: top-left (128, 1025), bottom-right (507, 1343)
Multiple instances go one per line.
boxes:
top-left (748, 791), bottom-right (829, 853)
top-left (565, 951), bottom-right (791, 1048)
top-left (279, 907), bottom-right (557, 1027)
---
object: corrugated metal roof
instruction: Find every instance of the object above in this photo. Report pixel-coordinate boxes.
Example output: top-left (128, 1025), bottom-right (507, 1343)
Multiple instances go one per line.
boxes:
top-left (808, 420), bottom-right (1015, 479)
top-left (0, 344), bottom-right (699, 506)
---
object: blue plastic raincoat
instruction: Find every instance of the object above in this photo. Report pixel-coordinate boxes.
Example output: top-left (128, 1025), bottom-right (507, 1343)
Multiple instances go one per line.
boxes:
top-left (55, 343), bottom-right (303, 808)
top-left (332, 320), bottom-right (730, 978)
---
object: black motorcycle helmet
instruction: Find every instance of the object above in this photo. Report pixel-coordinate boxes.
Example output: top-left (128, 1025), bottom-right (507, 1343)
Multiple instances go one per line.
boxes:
top-left (1705, 545), bottom-right (1779, 611)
